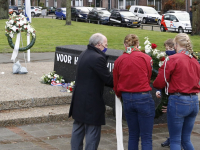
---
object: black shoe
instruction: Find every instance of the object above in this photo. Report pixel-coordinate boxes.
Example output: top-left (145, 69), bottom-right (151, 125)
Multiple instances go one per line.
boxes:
top-left (161, 137), bottom-right (170, 147)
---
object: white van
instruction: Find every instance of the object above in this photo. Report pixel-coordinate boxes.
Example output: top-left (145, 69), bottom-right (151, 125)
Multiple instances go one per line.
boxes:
top-left (129, 6), bottom-right (161, 24)
top-left (160, 12), bottom-right (192, 33)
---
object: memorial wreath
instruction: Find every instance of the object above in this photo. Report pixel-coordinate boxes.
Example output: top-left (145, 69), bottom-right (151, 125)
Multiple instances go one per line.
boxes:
top-left (5, 13), bottom-right (36, 51)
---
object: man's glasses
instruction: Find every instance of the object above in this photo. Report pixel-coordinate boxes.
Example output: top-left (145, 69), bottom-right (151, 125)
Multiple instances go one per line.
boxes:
top-left (101, 43), bottom-right (108, 48)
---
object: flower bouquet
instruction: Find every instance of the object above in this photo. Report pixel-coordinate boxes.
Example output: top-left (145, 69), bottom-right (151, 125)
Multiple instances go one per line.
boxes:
top-left (61, 81), bottom-right (75, 93)
top-left (41, 71), bottom-right (65, 85)
top-left (144, 37), bottom-right (166, 75)
top-left (143, 37), bottom-right (168, 118)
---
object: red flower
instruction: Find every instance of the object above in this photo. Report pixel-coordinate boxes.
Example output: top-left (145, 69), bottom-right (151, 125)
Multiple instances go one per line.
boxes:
top-left (151, 43), bottom-right (157, 49)
top-left (160, 56), bottom-right (165, 61)
top-left (69, 87), bottom-right (73, 92)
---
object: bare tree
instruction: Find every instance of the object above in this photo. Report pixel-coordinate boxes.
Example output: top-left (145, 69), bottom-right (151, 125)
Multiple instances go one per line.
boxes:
top-left (66, 0), bottom-right (71, 25)
top-left (0, 0), bottom-right (9, 19)
top-left (192, 1), bottom-right (200, 35)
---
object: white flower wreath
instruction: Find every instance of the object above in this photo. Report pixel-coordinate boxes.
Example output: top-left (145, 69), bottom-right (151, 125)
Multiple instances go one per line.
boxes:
top-left (5, 13), bottom-right (36, 60)
top-left (5, 13), bottom-right (36, 38)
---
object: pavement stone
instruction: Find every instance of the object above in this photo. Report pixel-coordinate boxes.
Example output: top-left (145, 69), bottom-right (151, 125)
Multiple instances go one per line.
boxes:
top-left (0, 114), bottom-right (199, 150)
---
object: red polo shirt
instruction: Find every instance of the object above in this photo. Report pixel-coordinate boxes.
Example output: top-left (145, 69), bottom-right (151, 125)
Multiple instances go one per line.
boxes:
top-left (113, 51), bottom-right (153, 97)
top-left (153, 53), bottom-right (200, 94)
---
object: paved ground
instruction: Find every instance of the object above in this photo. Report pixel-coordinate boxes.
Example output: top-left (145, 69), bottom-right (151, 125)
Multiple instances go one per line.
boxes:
top-left (0, 113), bottom-right (199, 150)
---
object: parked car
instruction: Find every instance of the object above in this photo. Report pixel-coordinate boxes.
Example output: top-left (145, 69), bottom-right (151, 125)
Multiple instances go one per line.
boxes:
top-left (9, 8), bottom-right (13, 15)
top-left (32, 6), bottom-right (43, 10)
top-left (109, 8), bottom-right (128, 13)
top-left (9, 5), bottom-right (19, 15)
top-left (165, 10), bottom-right (188, 13)
top-left (31, 6), bottom-right (42, 17)
top-left (21, 6), bottom-right (41, 17)
top-left (47, 7), bottom-right (56, 15)
top-left (92, 7), bottom-right (107, 11)
top-left (129, 5), bottom-right (161, 25)
top-left (160, 12), bottom-right (192, 33)
top-left (109, 10), bottom-right (141, 27)
top-left (18, 6), bottom-right (24, 14)
top-left (88, 9), bottom-right (111, 24)
top-left (71, 7), bottom-right (91, 21)
top-left (55, 8), bottom-right (66, 20)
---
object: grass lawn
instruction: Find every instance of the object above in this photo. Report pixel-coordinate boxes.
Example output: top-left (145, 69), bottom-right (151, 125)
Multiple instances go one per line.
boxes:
top-left (1, 18), bottom-right (200, 54)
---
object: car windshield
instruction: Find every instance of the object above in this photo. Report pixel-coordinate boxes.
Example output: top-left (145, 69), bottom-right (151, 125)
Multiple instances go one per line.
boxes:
top-left (77, 8), bottom-right (90, 13)
top-left (120, 11), bottom-right (135, 17)
top-left (143, 8), bottom-right (158, 14)
top-left (98, 10), bottom-right (111, 16)
top-left (175, 14), bottom-right (190, 21)
top-left (61, 8), bottom-right (66, 12)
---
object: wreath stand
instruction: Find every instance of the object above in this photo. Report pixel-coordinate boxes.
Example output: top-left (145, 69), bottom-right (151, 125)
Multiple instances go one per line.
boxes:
top-left (5, 14), bottom-right (36, 73)
top-left (6, 32), bottom-right (36, 74)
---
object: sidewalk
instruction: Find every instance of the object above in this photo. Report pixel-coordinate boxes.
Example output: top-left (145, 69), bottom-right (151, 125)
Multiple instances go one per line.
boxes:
top-left (0, 52), bottom-right (200, 150)
top-left (0, 113), bottom-right (199, 150)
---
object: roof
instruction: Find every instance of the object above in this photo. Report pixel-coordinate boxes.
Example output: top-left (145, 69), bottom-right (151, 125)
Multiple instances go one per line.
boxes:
top-left (166, 10), bottom-right (188, 13)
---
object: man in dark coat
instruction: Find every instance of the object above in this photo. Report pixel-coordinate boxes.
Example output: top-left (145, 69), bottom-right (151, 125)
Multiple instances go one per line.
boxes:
top-left (69, 33), bottom-right (113, 150)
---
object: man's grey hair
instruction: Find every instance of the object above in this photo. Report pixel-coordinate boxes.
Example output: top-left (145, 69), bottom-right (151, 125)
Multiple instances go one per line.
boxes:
top-left (89, 33), bottom-right (106, 46)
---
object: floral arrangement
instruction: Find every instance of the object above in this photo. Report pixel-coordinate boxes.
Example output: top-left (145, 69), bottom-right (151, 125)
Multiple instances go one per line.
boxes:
top-left (143, 37), bottom-right (169, 118)
top-left (41, 71), bottom-right (65, 85)
top-left (144, 37), bottom-right (166, 71)
top-left (5, 13), bottom-right (36, 38)
top-left (61, 81), bottom-right (75, 93)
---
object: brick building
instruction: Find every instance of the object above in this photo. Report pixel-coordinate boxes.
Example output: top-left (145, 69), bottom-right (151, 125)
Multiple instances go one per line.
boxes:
top-left (10, 0), bottom-right (193, 12)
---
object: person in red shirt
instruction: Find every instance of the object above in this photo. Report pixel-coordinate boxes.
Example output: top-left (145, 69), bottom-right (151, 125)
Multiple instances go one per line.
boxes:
top-left (113, 34), bottom-right (155, 150)
top-left (153, 33), bottom-right (200, 150)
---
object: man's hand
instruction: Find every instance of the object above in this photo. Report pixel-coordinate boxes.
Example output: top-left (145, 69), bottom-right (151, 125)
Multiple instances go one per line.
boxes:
top-left (162, 106), bottom-right (167, 113)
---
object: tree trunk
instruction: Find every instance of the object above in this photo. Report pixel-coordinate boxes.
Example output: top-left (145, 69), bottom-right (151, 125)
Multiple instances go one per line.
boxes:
top-left (192, 1), bottom-right (200, 35)
top-left (0, 0), bottom-right (9, 19)
top-left (66, 0), bottom-right (71, 25)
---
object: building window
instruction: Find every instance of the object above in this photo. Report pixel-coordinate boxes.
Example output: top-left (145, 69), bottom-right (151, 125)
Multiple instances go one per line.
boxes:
top-left (75, 0), bottom-right (83, 6)
top-left (147, 0), bottom-right (161, 11)
top-left (118, 0), bottom-right (137, 9)
top-left (18, 0), bottom-right (22, 6)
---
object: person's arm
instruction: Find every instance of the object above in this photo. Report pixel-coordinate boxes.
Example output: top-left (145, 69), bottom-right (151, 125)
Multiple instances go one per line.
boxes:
top-left (113, 61), bottom-right (121, 97)
top-left (153, 58), bottom-right (176, 89)
top-left (93, 56), bottom-right (113, 87)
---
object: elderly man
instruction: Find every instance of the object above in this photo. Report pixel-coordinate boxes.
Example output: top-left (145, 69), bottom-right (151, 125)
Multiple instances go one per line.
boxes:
top-left (69, 33), bottom-right (113, 150)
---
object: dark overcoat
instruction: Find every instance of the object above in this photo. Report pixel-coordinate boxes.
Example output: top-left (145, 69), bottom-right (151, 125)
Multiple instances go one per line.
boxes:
top-left (69, 44), bottom-right (113, 126)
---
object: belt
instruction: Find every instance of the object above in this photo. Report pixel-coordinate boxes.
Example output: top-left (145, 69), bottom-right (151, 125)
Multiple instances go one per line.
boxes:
top-left (135, 91), bottom-right (150, 94)
top-left (123, 91), bottom-right (150, 94)
top-left (170, 93), bottom-right (197, 96)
